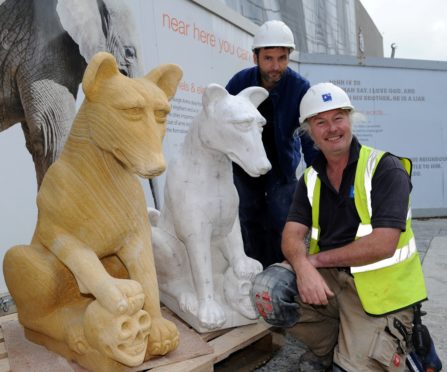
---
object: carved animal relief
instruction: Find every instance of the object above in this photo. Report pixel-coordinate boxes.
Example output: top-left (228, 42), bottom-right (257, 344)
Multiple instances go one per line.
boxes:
top-left (151, 84), bottom-right (270, 332)
top-left (3, 52), bottom-right (182, 372)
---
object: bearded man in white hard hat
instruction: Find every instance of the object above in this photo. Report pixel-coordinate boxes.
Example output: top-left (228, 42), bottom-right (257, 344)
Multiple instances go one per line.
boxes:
top-left (226, 20), bottom-right (317, 269)
top-left (251, 83), bottom-right (432, 371)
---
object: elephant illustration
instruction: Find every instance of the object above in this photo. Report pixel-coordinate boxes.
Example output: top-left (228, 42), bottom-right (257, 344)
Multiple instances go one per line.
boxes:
top-left (0, 0), bottom-right (143, 188)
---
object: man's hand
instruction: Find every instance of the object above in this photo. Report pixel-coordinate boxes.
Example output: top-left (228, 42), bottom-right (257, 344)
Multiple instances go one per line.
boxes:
top-left (295, 258), bottom-right (334, 305)
top-left (282, 221), bottom-right (334, 305)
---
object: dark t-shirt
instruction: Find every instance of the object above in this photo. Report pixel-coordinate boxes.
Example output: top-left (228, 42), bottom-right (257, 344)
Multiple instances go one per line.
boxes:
top-left (287, 137), bottom-right (411, 251)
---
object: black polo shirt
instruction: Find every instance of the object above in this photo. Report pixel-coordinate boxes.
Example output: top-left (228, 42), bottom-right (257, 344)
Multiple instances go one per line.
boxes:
top-left (287, 136), bottom-right (411, 251)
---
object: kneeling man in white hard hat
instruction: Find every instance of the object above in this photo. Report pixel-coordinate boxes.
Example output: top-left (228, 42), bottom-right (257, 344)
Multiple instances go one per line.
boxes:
top-left (252, 83), bottom-right (440, 372)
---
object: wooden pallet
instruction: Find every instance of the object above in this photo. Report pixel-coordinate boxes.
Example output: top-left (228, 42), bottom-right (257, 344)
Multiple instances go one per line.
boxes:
top-left (0, 313), bottom-right (17, 372)
top-left (151, 320), bottom-right (274, 372)
top-left (0, 311), bottom-right (275, 372)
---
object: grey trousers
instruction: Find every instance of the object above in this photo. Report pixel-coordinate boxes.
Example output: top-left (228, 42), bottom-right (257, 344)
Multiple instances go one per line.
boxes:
top-left (252, 263), bottom-right (413, 371)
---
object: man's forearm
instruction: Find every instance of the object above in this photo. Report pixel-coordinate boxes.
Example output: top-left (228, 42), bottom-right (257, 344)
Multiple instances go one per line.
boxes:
top-left (281, 222), bottom-right (310, 270)
top-left (309, 227), bottom-right (401, 268)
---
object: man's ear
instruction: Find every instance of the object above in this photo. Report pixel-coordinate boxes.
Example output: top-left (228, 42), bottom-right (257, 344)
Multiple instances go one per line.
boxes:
top-left (253, 52), bottom-right (258, 65)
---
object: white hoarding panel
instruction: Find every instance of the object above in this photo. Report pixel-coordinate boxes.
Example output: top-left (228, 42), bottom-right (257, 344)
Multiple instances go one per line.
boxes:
top-left (0, 126), bottom-right (38, 292)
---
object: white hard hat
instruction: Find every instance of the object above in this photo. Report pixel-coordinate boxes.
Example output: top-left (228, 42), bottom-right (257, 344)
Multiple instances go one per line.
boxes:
top-left (299, 83), bottom-right (354, 124)
top-left (252, 20), bottom-right (295, 51)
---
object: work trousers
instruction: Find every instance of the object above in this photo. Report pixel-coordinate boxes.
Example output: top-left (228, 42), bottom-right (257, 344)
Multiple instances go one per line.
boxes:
top-left (233, 164), bottom-right (297, 268)
top-left (254, 263), bottom-right (413, 371)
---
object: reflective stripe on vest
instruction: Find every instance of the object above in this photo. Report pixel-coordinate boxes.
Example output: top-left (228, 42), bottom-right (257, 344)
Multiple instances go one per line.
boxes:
top-left (356, 208), bottom-right (412, 238)
top-left (305, 168), bottom-right (318, 207)
top-left (304, 167), bottom-right (320, 254)
top-left (364, 148), bottom-right (382, 217)
top-left (356, 207), bottom-right (412, 239)
top-left (351, 237), bottom-right (417, 273)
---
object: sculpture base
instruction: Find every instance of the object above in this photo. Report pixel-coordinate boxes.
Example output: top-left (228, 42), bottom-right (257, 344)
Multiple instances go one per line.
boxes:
top-left (160, 291), bottom-right (258, 334)
top-left (2, 311), bottom-right (213, 371)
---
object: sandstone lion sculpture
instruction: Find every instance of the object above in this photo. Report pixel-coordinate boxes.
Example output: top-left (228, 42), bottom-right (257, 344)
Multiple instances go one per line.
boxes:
top-left (150, 84), bottom-right (270, 332)
top-left (3, 52), bottom-right (182, 371)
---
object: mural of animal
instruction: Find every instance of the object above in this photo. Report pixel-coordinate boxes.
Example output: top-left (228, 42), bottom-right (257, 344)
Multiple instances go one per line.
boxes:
top-left (0, 0), bottom-right (142, 187)
top-left (3, 52), bottom-right (182, 371)
top-left (150, 84), bottom-right (271, 331)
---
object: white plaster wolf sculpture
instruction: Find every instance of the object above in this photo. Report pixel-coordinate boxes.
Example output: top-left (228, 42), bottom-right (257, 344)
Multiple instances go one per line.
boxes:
top-left (150, 84), bottom-right (271, 331)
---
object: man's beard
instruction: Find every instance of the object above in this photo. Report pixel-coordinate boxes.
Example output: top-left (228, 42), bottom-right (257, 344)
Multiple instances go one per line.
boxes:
top-left (260, 69), bottom-right (285, 85)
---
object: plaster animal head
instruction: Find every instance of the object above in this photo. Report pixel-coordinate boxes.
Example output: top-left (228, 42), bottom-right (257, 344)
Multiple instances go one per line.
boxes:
top-left (200, 84), bottom-right (271, 177)
top-left (83, 297), bottom-right (151, 366)
top-left (57, 0), bottom-right (143, 76)
top-left (80, 52), bottom-right (182, 178)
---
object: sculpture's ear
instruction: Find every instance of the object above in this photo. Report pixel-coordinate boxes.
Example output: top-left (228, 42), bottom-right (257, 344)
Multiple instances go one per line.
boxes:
top-left (145, 64), bottom-right (183, 100)
top-left (238, 86), bottom-right (269, 108)
top-left (82, 52), bottom-right (120, 98)
top-left (57, 0), bottom-right (106, 62)
top-left (202, 84), bottom-right (229, 116)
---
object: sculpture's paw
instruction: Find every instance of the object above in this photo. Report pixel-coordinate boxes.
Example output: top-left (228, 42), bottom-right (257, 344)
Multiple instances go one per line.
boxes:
top-left (232, 256), bottom-right (263, 280)
top-left (95, 278), bottom-right (144, 315)
top-left (198, 299), bottom-right (226, 329)
top-left (67, 324), bottom-right (90, 355)
top-left (145, 317), bottom-right (179, 357)
top-left (178, 292), bottom-right (198, 315)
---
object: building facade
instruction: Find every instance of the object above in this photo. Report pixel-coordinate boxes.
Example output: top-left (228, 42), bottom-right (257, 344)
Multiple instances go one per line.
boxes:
top-left (219, 0), bottom-right (383, 57)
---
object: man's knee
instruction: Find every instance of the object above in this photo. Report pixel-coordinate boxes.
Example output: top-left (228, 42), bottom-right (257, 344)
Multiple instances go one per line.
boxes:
top-left (251, 263), bottom-right (300, 327)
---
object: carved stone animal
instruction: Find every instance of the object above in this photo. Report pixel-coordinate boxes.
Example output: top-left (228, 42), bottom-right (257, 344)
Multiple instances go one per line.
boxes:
top-left (151, 84), bottom-right (271, 332)
top-left (3, 52), bottom-right (182, 372)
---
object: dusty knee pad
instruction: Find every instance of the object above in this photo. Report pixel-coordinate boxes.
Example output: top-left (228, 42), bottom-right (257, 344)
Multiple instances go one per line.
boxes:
top-left (251, 264), bottom-right (299, 327)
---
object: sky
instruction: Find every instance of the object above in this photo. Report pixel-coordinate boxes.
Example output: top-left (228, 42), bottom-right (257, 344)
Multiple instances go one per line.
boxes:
top-left (360, 0), bottom-right (447, 61)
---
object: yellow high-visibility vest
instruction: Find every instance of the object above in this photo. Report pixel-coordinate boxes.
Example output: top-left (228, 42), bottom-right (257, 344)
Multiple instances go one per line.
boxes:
top-left (304, 145), bottom-right (427, 315)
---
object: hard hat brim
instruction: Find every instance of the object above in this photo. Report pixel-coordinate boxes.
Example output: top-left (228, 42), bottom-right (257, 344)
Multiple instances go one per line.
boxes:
top-left (251, 43), bottom-right (295, 51)
top-left (299, 106), bottom-right (354, 124)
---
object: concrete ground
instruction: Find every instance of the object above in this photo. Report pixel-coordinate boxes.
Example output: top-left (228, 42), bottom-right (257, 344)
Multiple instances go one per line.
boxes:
top-left (255, 218), bottom-right (447, 371)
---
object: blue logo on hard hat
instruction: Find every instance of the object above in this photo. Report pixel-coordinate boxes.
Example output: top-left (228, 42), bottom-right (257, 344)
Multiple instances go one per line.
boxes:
top-left (322, 93), bottom-right (332, 102)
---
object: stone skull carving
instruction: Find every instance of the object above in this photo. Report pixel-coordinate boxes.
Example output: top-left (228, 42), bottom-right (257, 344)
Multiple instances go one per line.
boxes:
top-left (84, 299), bottom-right (151, 367)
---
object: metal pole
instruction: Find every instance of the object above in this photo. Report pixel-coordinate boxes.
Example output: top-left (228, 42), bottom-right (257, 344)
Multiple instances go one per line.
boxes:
top-left (391, 43), bottom-right (397, 58)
